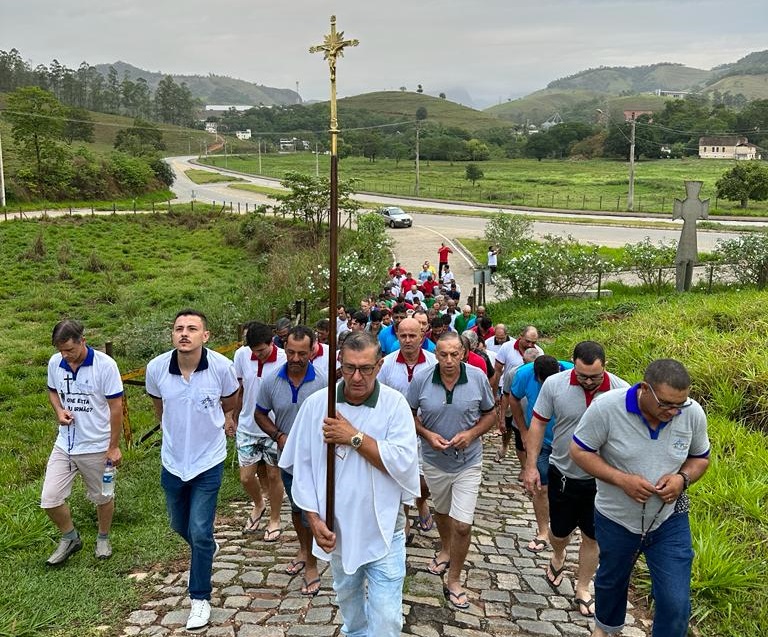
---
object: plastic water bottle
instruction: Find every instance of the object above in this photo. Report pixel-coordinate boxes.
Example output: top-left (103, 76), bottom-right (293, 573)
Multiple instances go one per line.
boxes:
top-left (101, 461), bottom-right (116, 496)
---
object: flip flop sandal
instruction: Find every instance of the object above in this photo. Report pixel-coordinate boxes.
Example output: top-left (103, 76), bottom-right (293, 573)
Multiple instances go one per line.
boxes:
top-left (526, 538), bottom-right (548, 553)
top-left (301, 576), bottom-right (321, 597)
top-left (418, 512), bottom-right (434, 532)
top-left (242, 507), bottom-right (266, 534)
top-left (575, 596), bottom-right (595, 618)
top-left (427, 554), bottom-right (450, 576)
top-left (263, 528), bottom-right (282, 542)
top-left (443, 586), bottom-right (470, 610)
top-left (545, 558), bottom-right (567, 590)
top-left (285, 559), bottom-right (306, 576)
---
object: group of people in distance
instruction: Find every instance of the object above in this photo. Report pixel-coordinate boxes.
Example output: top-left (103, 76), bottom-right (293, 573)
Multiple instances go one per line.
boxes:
top-left (40, 247), bottom-right (709, 637)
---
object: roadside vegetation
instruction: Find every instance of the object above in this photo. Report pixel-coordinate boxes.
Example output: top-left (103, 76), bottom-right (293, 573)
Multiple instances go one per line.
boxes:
top-left (184, 169), bottom-right (245, 184)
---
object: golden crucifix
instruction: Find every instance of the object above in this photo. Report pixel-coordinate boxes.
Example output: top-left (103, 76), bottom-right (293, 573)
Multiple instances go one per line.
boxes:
top-left (310, 16), bottom-right (358, 533)
top-left (310, 15), bottom-right (359, 153)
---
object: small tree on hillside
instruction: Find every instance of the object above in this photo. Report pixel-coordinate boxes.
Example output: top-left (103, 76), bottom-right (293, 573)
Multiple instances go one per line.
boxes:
top-left (716, 162), bottom-right (768, 209)
top-left (465, 163), bottom-right (484, 186)
top-left (274, 171), bottom-right (360, 245)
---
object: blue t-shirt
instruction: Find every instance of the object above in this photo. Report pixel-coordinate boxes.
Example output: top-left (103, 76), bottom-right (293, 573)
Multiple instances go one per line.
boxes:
top-left (510, 360), bottom-right (573, 447)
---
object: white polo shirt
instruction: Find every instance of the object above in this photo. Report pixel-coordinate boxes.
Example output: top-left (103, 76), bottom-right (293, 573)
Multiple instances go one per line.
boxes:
top-left (233, 343), bottom-right (286, 437)
top-left (378, 349), bottom-right (436, 396)
top-left (495, 339), bottom-right (544, 372)
top-left (146, 347), bottom-right (239, 481)
top-left (47, 347), bottom-right (124, 455)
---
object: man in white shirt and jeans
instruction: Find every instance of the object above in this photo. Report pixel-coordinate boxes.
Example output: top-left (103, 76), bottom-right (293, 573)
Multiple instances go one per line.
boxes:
top-left (146, 309), bottom-right (239, 631)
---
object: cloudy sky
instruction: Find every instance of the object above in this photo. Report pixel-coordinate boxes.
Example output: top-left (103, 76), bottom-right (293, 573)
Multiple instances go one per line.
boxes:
top-left (2, 0), bottom-right (766, 108)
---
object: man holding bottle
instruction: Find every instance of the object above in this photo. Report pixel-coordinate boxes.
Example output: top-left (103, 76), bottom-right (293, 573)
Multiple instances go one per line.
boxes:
top-left (41, 319), bottom-right (124, 565)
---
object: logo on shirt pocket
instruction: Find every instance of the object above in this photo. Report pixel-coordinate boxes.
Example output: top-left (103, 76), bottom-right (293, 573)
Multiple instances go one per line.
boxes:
top-left (670, 436), bottom-right (690, 458)
top-left (194, 389), bottom-right (219, 413)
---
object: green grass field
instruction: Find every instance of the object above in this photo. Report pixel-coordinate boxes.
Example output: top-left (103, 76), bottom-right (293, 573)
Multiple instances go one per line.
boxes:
top-left (200, 153), bottom-right (768, 216)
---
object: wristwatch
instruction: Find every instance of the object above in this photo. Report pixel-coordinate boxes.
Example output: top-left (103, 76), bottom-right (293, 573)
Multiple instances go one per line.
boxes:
top-left (350, 431), bottom-right (365, 449)
top-left (677, 470), bottom-right (691, 491)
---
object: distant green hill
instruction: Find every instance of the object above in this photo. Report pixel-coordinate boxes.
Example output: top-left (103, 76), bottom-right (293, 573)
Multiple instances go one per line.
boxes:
top-left (337, 91), bottom-right (512, 132)
top-left (707, 50), bottom-right (768, 82)
top-left (546, 62), bottom-right (711, 93)
top-left (94, 61), bottom-right (300, 107)
top-left (702, 74), bottom-right (768, 101)
top-left (486, 89), bottom-right (602, 124)
top-left (486, 90), bottom-right (670, 126)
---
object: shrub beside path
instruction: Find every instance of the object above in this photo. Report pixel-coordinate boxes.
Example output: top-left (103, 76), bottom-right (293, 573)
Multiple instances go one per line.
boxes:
top-left (117, 444), bottom-right (651, 637)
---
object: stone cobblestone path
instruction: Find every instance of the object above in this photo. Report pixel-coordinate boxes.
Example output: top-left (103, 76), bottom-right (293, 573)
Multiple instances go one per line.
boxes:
top-left (119, 442), bottom-right (652, 637)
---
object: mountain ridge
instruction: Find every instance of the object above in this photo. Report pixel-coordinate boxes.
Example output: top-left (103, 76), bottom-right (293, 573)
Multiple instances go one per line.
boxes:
top-left (93, 61), bottom-right (300, 107)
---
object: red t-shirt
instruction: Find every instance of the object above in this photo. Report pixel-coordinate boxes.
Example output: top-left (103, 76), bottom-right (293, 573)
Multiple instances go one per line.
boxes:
top-left (438, 246), bottom-right (452, 262)
top-left (467, 351), bottom-right (487, 375)
top-left (401, 277), bottom-right (419, 293)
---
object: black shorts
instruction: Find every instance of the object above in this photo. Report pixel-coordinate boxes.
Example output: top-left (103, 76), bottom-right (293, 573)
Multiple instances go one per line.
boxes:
top-left (547, 464), bottom-right (597, 540)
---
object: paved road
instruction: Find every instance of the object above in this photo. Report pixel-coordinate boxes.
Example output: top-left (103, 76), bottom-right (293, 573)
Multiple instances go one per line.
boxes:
top-left (117, 444), bottom-right (652, 637)
top-left (168, 155), bottom-right (743, 306)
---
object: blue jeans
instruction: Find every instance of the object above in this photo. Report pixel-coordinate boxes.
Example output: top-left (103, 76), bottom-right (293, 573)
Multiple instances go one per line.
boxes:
top-left (331, 529), bottom-right (406, 637)
top-left (161, 462), bottom-right (223, 600)
top-left (594, 509), bottom-right (693, 637)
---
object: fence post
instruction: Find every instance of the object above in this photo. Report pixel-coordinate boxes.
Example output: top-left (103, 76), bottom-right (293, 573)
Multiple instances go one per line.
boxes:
top-left (599, 195), bottom-right (602, 210)
top-left (596, 272), bottom-right (602, 299)
top-left (566, 194), bottom-right (570, 208)
top-left (237, 202), bottom-right (241, 213)
top-left (661, 196), bottom-right (665, 212)
top-left (152, 201), bottom-right (155, 213)
top-left (91, 205), bottom-right (95, 216)
top-left (616, 196), bottom-right (621, 211)
top-left (112, 202), bottom-right (117, 214)
top-left (105, 341), bottom-right (114, 358)
top-left (582, 195), bottom-right (586, 210)
top-left (708, 264), bottom-right (714, 293)
top-left (191, 199), bottom-right (194, 211)
top-left (168, 199), bottom-right (172, 211)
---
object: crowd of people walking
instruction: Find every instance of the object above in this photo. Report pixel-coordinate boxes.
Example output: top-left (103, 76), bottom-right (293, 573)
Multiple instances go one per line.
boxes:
top-left (39, 241), bottom-right (709, 637)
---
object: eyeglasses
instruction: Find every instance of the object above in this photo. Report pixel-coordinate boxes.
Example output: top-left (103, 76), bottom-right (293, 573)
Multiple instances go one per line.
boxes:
top-left (340, 364), bottom-right (377, 377)
top-left (575, 371), bottom-right (604, 382)
top-left (645, 383), bottom-right (692, 411)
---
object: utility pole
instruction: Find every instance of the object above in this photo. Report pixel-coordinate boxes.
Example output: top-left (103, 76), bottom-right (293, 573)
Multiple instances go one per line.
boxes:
top-left (315, 142), bottom-right (320, 177)
top-left (258, 138), bottom-right (262, 173)
top-left (0, 131), bottom-right (5, 208)
top-left (627, 116), bottom-right (636, 212)
top-left (415, 122), bottom-right (420, 197)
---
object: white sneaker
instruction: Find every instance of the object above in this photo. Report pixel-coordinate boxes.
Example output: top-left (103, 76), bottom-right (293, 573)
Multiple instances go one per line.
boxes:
top-left (185, 598), bottom-right (211, 630)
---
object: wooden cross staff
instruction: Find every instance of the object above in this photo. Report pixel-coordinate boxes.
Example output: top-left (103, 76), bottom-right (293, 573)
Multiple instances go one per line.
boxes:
top-left (310, 15), bottom-right (358, 532)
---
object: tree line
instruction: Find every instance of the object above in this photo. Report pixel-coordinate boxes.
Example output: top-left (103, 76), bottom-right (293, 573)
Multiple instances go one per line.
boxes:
top-left (0, 48), bottom-right (197, 126)
top-left (3, 87), bottom-right (173, 202)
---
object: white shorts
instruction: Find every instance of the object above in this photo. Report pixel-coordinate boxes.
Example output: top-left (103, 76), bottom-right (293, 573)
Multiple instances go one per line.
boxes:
top-left (40, 446), bottom-right (113, 508)
top-left (422, 461), bottom-right (482, 525)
